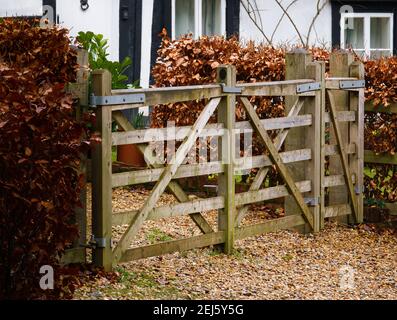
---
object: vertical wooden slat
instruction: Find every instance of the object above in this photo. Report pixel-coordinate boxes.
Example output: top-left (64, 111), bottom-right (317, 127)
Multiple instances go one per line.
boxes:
top-left (349, 61), bottom-right (365, 223)
top-left (327, 91), bottom-right (359, 221)
top-left (319, 60), bottom-right (327, 230)
top-left (284, 49), bottom-right (312, 232)
top-left (91, 69), bottom-right (113, 271)
top-left (67, 48), bottom-right (90, 114)
top-left (329, 51), bottom-right (353, 222)
top-left (305, 62), bottom-right (324, 232)
top-left (65, 48), bottom-right (89, 263)
top-left (217, 65), bottom-right (236, 254)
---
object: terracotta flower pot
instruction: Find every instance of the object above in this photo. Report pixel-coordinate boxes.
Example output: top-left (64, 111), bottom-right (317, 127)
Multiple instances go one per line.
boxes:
top-left (117, 144), bottom-right (146, 167)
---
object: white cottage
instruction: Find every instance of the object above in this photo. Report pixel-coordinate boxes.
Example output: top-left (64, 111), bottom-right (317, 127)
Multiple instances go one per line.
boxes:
top-left (1, 0), bottom-right (396, 88)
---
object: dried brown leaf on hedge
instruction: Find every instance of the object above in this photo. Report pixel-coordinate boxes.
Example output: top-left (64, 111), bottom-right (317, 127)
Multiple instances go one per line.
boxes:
top-left (150, 32), bottom-right (396, 197)
top-left (365, 56), bottom-right (397, 107)
top-left (0, 18), bottom-right (89, 300)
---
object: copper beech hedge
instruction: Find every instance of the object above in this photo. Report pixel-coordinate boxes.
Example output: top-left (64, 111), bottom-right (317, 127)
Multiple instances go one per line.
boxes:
top-left (151, 31), bottom-right (396, 201)
top-left (0, 19), bottom-right (88, 299)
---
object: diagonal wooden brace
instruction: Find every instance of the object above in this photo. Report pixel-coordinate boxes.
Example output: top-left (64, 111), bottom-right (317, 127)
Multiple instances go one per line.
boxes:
top-left (327, 91), bottom-right (359, 222)
top-left (112, 111), bottom-right (213, 234)
top-left (240, 97), bottom-right (315, 229)
top-left (112, 97), bottom-right (221, 264)
top-left (235, 97), bottom-right (305, 225)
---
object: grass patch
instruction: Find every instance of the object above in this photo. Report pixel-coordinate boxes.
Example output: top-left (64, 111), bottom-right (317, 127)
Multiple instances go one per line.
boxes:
top-left (146, 228), bottom-right (173, 244)
top-left (116, 266), bottom-right (136, 285)
top-left (207, 247), bottom-right (223, 257)
top-left (282, 253), bottom-right (294, 262)
top-left (112, 266), bottom-right (181, 299)
top-left (231, 248), bottom-right (248, 260)
top-left (178, 251), bottom-right (189, 258)
top-left (115, 267), bottom-right (157, 288)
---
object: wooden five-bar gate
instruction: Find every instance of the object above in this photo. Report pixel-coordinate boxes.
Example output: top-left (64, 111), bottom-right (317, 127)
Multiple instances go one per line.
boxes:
top-left (86, 51), bottom-right (365, 271)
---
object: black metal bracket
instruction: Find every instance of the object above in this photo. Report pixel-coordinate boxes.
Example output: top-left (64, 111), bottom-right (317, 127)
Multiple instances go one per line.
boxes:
top-left (80, 235), bottom-right (109, 249)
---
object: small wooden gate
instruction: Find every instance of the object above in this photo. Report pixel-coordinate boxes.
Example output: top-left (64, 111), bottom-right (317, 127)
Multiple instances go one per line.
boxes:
top-left (89, 52), bottom-right (365, 271)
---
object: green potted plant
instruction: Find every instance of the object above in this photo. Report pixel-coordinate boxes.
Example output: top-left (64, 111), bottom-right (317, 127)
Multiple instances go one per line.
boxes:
top-left (77, 31), bottom-right (145, 167)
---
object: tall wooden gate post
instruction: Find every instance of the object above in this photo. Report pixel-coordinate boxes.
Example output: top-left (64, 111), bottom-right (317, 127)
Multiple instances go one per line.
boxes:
top-left (284, 49), bottom-right (314, 232)
top-left (217, 65), bottom-right (236, 254)
top-left (91, 69), bottom-right (113, 271)
top-left (305, 61), bottom-right (325, 232)
top-left (74, 49), bottom-right (89, 258)
top-left (62, 48), bottom-right (89, 265)
top-left (349, 61), bottom-right (365, 223)
top-left (329, 51), bottom-right (354, 224)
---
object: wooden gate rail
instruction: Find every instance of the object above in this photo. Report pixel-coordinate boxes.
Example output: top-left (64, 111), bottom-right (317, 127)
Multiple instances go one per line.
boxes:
top-left (112, 109), bottom-right (215, 237)
top-left (89, 53), bottom-right (364, 270)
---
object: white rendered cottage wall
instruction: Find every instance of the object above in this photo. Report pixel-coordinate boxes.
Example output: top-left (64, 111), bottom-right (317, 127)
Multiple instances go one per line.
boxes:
top-left (0, 0), bottom-right (42, 17)
top-left (138, 0), bottom-right (154, 115)
top-left (58, 0), bottom-right (154, 89)
top-left (140, 0), bottom-right (154, 88)
top-left (57, 0), bottom-right (120, 61)
top-left (239, 0), bottom-right (333, 47)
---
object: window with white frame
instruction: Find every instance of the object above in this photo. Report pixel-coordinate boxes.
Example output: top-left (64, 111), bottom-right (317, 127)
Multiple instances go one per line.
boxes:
top-left (172, 0), bottom-right (226, 39)
top-left (341, 12), bottom-right (394, 59)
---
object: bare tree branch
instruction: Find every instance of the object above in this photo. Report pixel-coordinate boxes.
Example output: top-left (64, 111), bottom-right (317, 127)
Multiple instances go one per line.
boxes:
top-left (240, 0), bottom-right (328, 49)
top-left (270, 0), bottom-right (298, 44)
top-left (251, 0), bottom-right (264, 35)
top-left (305, 0), bottom-right (327, 47)
top-left (274, 0), bottom-right (305, 47)
top-left (240, 0), bottom-right (272, 44)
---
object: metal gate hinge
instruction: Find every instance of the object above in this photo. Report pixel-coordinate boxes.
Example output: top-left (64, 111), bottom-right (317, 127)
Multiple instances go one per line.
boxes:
top-left (304, 197), bottom-right (320, 206)
top-left (220, 83), bottom-right (242, 94)
top-left (84, 235), bottom-right (110, 249)
top-left (90, 93), bottom-right (145, 107)
top-left (296, 82), bottom-right (321, 94)
top-left (339, 80), bottom-right (365, 89)
top-left (94, 237), bottom-right (107, 248)
top-left (355, 185), bottom-right (364, 195)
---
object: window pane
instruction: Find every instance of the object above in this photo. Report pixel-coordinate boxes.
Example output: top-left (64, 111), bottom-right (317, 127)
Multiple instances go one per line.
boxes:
top-left (344, 17), bottom-right (364, 49)
top-left (175, 0), bottom-right (195, 38)
top-left (370, 50), bottom-right (392, 59)
top-left (370, 17), bottom-right (390, 49)
top-left (202, 0), bottom-right (222, 36)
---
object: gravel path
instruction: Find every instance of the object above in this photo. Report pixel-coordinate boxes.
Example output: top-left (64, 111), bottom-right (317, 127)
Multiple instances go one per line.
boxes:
top-left (74, 186), bottom-right (397, 300)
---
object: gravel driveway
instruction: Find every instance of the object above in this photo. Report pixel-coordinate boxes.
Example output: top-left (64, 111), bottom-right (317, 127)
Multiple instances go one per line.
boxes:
top-left (74, 186), bottom-right (397, 300)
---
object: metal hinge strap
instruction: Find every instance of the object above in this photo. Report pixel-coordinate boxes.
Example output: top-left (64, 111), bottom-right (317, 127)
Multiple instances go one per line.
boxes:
top-left (90, 93), bottom-right (145, 107)
top-left (82, 235), bottom-right (111, 249)
top-left (220, 83), bottom-right (242, 94)
top-left (296, 82), bottom-right (321, 94)
top-left (339, 80), bottom-right (365, 89)
top-left (355, 185), bottom-right (364, 195)
top-left (304, 197), bottom-right (320, 206)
